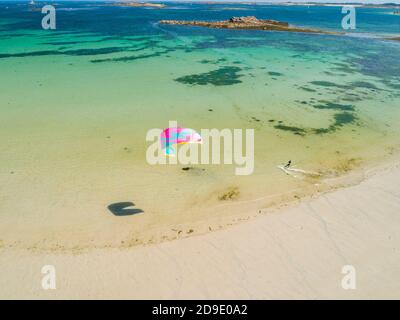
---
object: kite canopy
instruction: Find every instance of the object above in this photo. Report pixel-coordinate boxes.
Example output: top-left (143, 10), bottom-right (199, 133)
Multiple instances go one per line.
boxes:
top-left (161, 127), bottom-right (202, 156)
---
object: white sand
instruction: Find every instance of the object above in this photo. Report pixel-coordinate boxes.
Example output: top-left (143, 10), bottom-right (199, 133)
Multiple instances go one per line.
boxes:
top-left (1, 162), bottom-right (399, 299)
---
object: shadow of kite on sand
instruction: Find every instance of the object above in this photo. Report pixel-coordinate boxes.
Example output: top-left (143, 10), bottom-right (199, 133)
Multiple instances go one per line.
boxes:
top-left (107, 202), bottom-right (144, 216)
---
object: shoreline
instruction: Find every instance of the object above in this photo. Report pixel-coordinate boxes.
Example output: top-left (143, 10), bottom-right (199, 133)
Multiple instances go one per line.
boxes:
top-left (1, 146), bottom-right (399, 253)
top-left (1, 158), bottom-right (399, 298)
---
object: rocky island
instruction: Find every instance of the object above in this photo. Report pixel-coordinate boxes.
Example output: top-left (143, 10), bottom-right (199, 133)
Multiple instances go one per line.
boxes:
top-left (111, 2), bottom-right (166, 8)
top-left (159, 16), bottom-right (340, 35)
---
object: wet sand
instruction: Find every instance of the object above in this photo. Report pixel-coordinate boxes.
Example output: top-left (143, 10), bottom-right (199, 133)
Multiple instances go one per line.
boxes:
top-left (1, 161), bottom-right (399, 299)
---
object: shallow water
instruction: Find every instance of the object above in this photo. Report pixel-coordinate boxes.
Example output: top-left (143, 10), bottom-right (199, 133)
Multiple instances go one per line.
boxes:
top-left (0, 2), bottom-right (399, 250)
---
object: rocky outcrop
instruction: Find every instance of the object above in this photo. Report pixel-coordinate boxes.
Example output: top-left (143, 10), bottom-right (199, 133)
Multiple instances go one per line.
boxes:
top-left (159, 16), bottom-right (339, 35)
top-left (112, 2), bottom-right (166, 8)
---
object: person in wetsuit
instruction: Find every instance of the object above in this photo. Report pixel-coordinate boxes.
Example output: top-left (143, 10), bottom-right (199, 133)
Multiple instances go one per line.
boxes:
top-left (284, 160), bottom-right (292, 169)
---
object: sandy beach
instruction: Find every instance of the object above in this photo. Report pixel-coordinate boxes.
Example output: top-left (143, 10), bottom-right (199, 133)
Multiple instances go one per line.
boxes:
top-left (1, 161), bottom-right (399, 299)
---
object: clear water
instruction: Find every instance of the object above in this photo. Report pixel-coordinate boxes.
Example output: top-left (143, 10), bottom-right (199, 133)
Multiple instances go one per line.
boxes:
top-left (0, 2), bottom-right (399, 250)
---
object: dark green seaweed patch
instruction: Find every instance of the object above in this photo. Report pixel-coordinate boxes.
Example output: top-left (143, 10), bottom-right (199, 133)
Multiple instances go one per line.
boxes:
top-left (43, 41), bottom-right (84, 45)
top-left (268, 72), bottom-right (283, 76)
top-left (333, 62), bottom-right (351, 68)
top-left (310, 81), bottom-right (336, 87)
top-left (41, 38), bottom-right (111, 45)
top-left (274, 124), bottom-right (306, 136)
top-left (90, 51), bottom-right (170, 63)
top-left (0, 50), bottom-right (60, 58)
top-left (0, 33), bottom-right (33, 38)
top-left (342, 94), bottom-right (363, 102)
top-left (330, 62), bottom-right (358, 74)
top-left (309, 80), bottom-right (378, 92)
top-left (0, 46), bottom-right (132, 59)
top-left (199, 59), bottom-right (214, 64)
top-left (332, 66), bottom-right (357, 74)
top-left (299, 86), bottom-right (316, 92)
top-left (63, 47), bottom-right (131, 56)
top-left (312, 101), bottom-right (355, 111)
top-left (0, 38), bottom-right (164, 60)
top-left (333, 112), bottom-right (356, 127)
top-left (274, 101), bottom-right (357, 136)
top-left (313, 127), bottom-right (332, 134)
top-left (350, 81), bottom-right (379, 90)
top-left (312, 112), bottom-right (357, 135)
top-left (309, 81), bottom-right (346, 89)
top-left (175, 66), bottom-right (242, 86)
top-left (198, 58), bottom-right (228, 64)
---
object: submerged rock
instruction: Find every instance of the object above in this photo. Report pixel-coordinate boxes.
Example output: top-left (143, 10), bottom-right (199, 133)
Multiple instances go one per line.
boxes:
top-left (159, 16), bottom-right (340, 35)
top-left (218, 187), bottom-right (240, 201)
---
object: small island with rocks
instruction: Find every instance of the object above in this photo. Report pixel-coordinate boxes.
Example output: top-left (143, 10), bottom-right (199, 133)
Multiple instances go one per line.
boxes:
top-left (159, 16), bottom-right (340, 35)
top-left (111, 2), bottom-right (166, 8)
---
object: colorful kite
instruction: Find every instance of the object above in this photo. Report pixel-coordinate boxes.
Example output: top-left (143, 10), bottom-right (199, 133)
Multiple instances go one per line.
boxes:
top-left (161, 127), bottom-right (202, 156)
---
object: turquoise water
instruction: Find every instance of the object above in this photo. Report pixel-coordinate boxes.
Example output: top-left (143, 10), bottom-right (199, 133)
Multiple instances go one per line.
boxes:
top-left (0, 2), bottom-right (400, 249)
